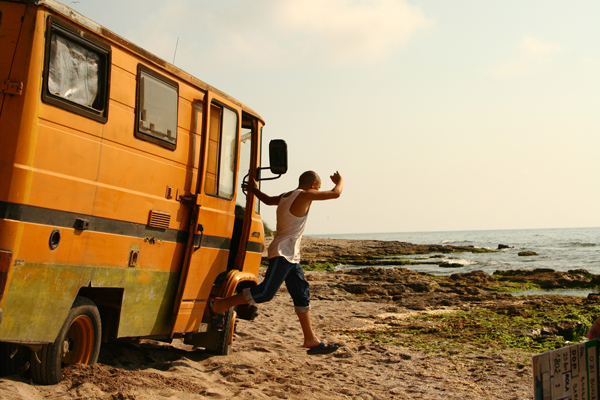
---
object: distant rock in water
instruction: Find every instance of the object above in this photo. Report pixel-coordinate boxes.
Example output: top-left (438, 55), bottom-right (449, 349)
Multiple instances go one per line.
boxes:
top-left (439, 262), bottom-right (464, 268)
top-left (518, 251), bottom-right (538, 256)
top-left (498, 244), bottom-right (513, 249)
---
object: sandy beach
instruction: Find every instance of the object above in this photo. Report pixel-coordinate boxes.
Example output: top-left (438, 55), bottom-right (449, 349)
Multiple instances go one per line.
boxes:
top-left (2, 237), bottom-right (596, 399)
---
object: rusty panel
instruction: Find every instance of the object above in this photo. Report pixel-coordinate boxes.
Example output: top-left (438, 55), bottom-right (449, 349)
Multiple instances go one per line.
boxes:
top-left (0, 262), bottom-right (179, 342)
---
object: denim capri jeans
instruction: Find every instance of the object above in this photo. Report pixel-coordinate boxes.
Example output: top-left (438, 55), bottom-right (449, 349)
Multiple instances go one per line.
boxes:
top-left (242, 256), bottom-right (310, 313)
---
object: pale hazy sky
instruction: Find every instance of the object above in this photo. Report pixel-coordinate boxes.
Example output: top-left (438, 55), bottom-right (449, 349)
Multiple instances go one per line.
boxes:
top-left (72, 0), bottom-right (599, 235)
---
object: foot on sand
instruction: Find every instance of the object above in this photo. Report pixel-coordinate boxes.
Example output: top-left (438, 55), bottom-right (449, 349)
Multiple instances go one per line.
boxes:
top-left (307, 342), bottom-right (339, 355)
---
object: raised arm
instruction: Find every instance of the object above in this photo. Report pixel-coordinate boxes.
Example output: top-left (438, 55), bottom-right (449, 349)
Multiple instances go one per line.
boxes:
top-left (242, 179), bottom-right (281, 206)
top-left (302, 171), bottom-right (343, 201)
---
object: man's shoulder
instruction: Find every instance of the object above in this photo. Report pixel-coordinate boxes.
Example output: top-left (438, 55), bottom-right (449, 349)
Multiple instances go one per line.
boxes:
top-left (283, 189), bottom-right (305, 197)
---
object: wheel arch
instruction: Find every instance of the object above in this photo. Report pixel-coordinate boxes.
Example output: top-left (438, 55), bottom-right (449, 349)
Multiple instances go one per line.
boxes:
top-left (219, 270), bottom-right (257, 298)
top-left (218, 270), bottom-right (258, 322)
top-left (76, 286), bottom-right (124, 342)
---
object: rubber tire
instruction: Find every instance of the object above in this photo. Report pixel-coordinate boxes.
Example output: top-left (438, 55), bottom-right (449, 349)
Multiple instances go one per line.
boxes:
top-left (205, 307), bottom-right (236, 356)
top-left (30, 296), bottom-right (102, 385)
top-left (0, 342), bottom-right (31, 376)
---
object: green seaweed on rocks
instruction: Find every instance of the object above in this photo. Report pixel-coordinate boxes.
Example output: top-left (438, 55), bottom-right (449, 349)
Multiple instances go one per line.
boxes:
top-left (481, 281), bottom-right (544, 293)
top-left (340, 304), bottom-right (600, 354)
top-left (301, 262), bottom-right (337, 272)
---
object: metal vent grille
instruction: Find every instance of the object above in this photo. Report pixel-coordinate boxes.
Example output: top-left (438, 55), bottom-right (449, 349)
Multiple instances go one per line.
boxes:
top-left (148, 210), bottom-right (171, 229)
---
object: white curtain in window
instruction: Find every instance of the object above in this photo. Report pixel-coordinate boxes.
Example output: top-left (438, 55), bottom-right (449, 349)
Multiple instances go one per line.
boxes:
top-left (48, 33), bottom-right (99, 108)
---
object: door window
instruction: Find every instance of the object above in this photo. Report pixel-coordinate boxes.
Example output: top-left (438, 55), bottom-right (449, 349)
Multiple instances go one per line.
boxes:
top-left (205, 104), bottom-right (238, 199)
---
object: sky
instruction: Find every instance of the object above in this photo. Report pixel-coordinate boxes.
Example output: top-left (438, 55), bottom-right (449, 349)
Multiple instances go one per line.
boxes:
top-left (70, 0), bottom-right (600, 235)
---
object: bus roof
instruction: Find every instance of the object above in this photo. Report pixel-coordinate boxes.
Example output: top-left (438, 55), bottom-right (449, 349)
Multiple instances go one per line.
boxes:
top-left (24, 0), bottom-right (264, 123)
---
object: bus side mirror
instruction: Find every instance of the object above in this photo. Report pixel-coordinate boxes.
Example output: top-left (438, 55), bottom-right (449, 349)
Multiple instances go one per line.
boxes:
top-left (269, 139), bottom-right (288, 175)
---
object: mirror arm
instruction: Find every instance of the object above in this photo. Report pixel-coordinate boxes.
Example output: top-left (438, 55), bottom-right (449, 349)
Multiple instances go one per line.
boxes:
top-left (256, 167), bottom-right (282, 182)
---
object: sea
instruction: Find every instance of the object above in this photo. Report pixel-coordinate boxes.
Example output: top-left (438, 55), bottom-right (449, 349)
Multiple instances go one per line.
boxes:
top-left (310, 227), bottom-right (600, 294)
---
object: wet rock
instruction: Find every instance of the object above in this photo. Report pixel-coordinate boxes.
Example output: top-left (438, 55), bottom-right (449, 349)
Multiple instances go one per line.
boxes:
top-left (586, 293), bottom-right (600, 303)
top-left (449, 271), bottom-right (493, 285)
top-left (493, 269), bottom-right (597, 289)
top-left (439, 262), bottom-right (464, 268)
top-left (555, 321), bottom-right (587, 341)
top-left (405, 281), bottom-right (437, 293)
top-left (518, 251), bottom-right (538, 256)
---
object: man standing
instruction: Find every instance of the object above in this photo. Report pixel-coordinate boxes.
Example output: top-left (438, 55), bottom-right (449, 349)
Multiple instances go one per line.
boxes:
top-left (210, 171), bottom-right (343, 355)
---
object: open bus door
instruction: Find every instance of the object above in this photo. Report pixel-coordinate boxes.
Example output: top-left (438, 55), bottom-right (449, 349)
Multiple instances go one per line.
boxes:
top-left (170, 97), bottom-right (287, 353)
top-left (171, 93), bottom-right (241, 337)
top-left (231, 115), bottom-right (264, 271)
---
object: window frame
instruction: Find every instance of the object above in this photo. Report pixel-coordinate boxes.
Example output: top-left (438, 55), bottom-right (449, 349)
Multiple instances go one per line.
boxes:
top-left (134, 65), bottom-right (179, 151)
top-left (204, 101), bottom-right (240, 201)
top-left (42, 16), bottom-right (111, 124)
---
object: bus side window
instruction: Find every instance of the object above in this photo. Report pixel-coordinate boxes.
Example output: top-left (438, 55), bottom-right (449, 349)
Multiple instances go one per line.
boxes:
top-left (134, 67), bottom-right (178, 150)
top-left (205, 104), bottom-right (238, 199)
top-left (42, 18), bottom-right (110, 123)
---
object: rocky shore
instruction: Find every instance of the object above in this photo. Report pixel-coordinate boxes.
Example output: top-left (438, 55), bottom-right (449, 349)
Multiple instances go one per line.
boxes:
top-left (2, 237), bottom-right (599, 399)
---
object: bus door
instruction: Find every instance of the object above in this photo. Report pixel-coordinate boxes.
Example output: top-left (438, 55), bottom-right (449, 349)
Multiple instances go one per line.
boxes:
top-left (231, 114), bottom-right (263, 274)
top-left (171, 95), bottom-right (240, 334)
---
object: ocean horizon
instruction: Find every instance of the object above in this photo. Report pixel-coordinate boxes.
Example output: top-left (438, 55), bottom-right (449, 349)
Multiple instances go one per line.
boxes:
top-left (309, 226), bottom-right (600, 278)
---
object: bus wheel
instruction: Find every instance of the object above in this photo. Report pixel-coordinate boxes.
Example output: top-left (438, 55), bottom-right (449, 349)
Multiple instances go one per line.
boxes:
top-left (0, 342), bottom-right (31, 376)
top-left (30, 296), bottom-right (102, 385)
top-left (206, 308), bottom-right (236, 356)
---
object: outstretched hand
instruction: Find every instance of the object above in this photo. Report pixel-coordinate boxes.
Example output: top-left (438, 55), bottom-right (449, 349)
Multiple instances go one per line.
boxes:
top-left (330, 171), bottom-right (342, 185)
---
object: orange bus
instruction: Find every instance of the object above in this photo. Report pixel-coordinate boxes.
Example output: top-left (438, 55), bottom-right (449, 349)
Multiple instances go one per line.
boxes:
top-left (0, 0), bottom-right (286, 384)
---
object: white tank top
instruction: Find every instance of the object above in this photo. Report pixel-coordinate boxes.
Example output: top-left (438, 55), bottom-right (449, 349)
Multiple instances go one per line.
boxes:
top-left (267, 189), bottom-right (308, 263)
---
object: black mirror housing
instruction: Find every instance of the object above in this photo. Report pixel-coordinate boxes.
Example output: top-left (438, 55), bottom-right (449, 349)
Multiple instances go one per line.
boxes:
top-left (269, 139), bottom-right (288, 175)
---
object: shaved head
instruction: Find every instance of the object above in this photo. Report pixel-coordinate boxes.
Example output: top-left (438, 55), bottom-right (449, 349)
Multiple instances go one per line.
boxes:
top-left (298, 171), bottom-right (320, 188)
